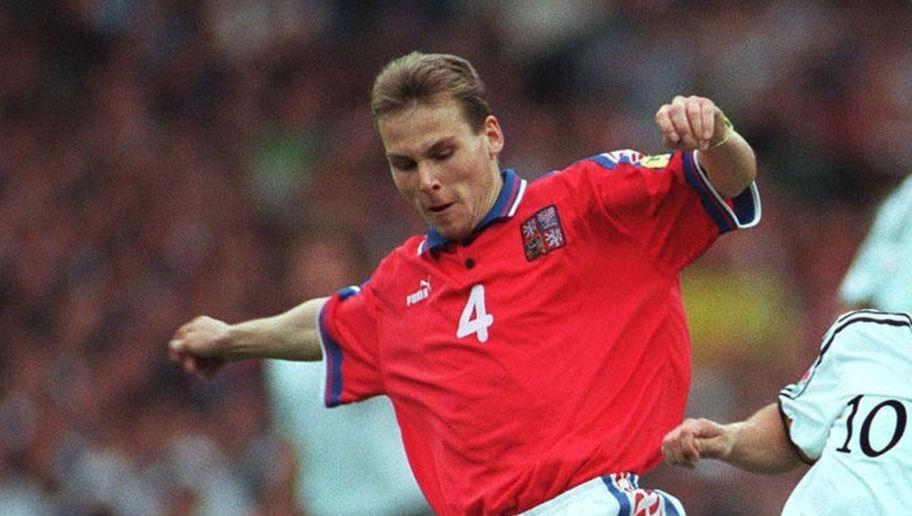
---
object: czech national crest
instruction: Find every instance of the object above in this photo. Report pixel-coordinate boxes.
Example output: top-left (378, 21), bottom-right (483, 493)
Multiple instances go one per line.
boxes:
top-left (520, 205), bottom-right (566, 261)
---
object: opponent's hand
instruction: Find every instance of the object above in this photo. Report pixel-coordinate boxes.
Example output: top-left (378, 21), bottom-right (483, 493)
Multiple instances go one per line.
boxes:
top-left (655, 96), bottom-right (728, 151)
top-left (168, 316), bottom-right (231, 379)
top-left (661, 417), bottom-right (732, 468)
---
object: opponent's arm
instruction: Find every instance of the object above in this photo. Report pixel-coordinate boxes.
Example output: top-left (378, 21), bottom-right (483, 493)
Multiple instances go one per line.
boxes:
top-left (662, 403), bottom-right (803, 474)
top-left (655, 95), bottom-right (757, 198)
top-left (168, 297), bottom-right (329, 378)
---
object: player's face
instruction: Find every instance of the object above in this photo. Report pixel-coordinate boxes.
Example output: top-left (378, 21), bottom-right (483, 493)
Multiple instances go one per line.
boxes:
top-left (378, 97), bottom-right (504, 242)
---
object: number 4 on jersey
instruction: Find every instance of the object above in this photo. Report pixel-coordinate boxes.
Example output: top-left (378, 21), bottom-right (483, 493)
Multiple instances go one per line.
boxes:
top-left (457, 284), bottom-right (494, 343)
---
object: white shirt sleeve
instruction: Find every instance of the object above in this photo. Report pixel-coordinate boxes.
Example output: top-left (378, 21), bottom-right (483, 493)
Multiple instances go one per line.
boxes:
top-left (779, 311), bottom-right (912, 460)
top-left (778, 327), bottom-right (845, 461)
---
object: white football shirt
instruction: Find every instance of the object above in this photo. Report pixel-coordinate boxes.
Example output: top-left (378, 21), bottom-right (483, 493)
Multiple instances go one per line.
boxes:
top-left (779, 310), bottom-right (912, 515)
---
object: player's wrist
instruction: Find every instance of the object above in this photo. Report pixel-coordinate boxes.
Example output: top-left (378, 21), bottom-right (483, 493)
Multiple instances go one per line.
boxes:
top-left (714, 422), bottom-right (740, 460)
top-left (707, 112), bottom-right (734, 150)
top-left (219, 322), bottom-right (250, 361)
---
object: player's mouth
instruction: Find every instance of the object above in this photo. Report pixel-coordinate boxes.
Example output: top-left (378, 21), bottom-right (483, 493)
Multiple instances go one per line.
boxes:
top-left (428, 202), bottom-right (455, 214)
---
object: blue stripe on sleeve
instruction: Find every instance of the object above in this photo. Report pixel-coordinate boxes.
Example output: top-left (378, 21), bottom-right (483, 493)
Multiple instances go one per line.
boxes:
top-left (338, 285), bottom-right (361, 300)
top-left (320, 285), bottom-right (364, 407)
top-left (318, 302), bottom-right (344, 407)
top-left (682, 151), bottom-right (735, 233)
top-left (590, 154), bottom-right (619, 170)
top-left (731, 184), bottom-right (756, 225)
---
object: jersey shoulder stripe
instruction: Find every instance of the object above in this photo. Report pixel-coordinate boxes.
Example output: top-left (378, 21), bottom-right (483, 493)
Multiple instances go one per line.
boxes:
top-left (780, 310), bottom-right (912, 400)
top-left (833, 309), bottom-right (912, 328)
top-left (588, 149), bottom-right (646, 170)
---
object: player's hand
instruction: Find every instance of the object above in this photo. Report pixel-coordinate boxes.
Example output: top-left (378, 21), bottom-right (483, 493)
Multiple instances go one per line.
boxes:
top-left (168, 316), bottom-right (231, 379)
top-left (661, 417), bottom-right (732, 468)
top-left (655, 96), bottom-right (728, 151)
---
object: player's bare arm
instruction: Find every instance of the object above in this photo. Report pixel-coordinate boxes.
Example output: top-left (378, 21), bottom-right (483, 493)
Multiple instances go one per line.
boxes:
top-left (655, 95), bottom-right (757, 198)
top-left (169, 297), bottom-right (328, 378)
top-left (662, 403), bottom-right (803, 474)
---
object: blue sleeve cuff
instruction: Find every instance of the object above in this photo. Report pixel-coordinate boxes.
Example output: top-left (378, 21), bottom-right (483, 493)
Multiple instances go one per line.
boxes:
top-left (684, 150), bottom-right (761, 233)
top-left (317, 286), bottom-right (361, 407)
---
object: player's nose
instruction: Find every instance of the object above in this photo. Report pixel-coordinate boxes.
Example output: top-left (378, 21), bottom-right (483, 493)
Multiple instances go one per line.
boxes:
top-left (417, 162), bottom-right (442, 193)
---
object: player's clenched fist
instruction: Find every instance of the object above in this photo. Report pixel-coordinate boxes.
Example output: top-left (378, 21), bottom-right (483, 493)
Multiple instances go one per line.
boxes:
top-left (168, 315), bottom-right (230, 378)
top-left (655, 96), bottom-right (730, 152)
top-left (661, 417), bottom-right (733, 468)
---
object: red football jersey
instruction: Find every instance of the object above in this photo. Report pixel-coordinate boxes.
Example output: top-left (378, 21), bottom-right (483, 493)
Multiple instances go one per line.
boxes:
top-left (318, 150), bottom-right (760, 515)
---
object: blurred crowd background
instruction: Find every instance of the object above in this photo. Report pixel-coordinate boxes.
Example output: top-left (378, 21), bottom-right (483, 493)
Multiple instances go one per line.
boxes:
top-left (2, 0), bottom-right (910, 514)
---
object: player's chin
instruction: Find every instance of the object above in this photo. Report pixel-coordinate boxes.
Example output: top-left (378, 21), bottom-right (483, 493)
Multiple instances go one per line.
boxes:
top-left (428, 218), bottom-right (471, 242)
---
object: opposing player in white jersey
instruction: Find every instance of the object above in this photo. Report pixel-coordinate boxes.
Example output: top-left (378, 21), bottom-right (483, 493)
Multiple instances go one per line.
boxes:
top-left (662, 309), bottom-right (912, 515)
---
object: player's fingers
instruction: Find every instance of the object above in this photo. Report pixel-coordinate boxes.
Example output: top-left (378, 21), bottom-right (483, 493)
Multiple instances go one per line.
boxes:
top-left (661, 134), bottom-right (685, 151)
top-left (681, 431), bottom-right (700, 461)
top-left (173, 319), bottom-right (197, 339)
top-left (660, 439), bottom-right (674, 462)
top-left (661, 426), bottom-right (683, 448)
top-left (678, 430), bottom-right (697, 462)
top-left (660, 434), bottom-right (675, 460)
top-left (668, 445), bottom-right (696, 468)
top-left (169, 338), bottom-right (184, 353)
top-left (669, 96), bottom-right (696, 148)
top-left (655, 105), bottom-right (680, 147)
top-left (686, 99), bottom-right (705, 149)
top-left (700, 100), bottom-right (716, 142)
top-left (661, 443), bottom-right (680, 465)
top-left (662, 430), bottom-right (689, 466)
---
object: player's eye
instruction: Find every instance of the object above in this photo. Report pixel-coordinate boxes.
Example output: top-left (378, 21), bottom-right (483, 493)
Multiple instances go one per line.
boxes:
top-left (390, 158), bottom-right (417, 171)
top-left (433, 149), bottom-right (453, 161)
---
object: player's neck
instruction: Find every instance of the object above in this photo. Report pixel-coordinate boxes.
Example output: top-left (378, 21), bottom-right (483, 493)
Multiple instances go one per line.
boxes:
top-left (472, 169), bottom-right (504, 229)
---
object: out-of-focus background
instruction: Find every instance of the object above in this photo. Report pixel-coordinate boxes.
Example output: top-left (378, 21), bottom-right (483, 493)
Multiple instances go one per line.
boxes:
top-left (2, 1), bottom-right (910, 514)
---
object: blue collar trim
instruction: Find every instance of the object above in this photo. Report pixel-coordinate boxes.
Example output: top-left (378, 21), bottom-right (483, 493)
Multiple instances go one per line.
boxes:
top-left (423, 169), bottom-right (523, 252)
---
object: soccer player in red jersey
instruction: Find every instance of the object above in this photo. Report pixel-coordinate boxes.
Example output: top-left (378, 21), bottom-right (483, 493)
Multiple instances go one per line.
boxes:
top-left (169, 52), bottom-right (760, 515)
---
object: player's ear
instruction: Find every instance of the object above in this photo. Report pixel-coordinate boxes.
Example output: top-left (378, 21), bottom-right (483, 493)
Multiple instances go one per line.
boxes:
top-left (482, 115), bottom-right (504, 157)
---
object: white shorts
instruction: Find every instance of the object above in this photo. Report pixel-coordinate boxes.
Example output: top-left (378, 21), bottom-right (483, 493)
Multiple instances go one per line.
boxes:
top-left (521, 473), bottom-right (685, 516)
